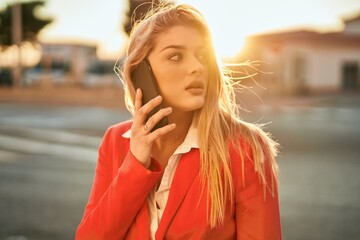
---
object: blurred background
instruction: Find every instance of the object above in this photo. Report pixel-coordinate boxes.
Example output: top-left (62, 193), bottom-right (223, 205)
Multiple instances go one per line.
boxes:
top-left (0, 0), bottom-right (359, 239)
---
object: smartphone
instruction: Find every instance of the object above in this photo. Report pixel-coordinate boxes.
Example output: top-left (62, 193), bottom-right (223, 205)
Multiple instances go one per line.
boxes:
top-left (131, 59), bottom-right (168, 131)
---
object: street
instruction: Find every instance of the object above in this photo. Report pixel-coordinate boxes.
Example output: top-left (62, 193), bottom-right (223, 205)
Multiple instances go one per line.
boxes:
top-left (0, 93), bottom-right (359, 240)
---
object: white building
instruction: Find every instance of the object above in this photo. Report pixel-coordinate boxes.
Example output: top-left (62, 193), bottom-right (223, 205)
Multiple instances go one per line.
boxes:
top-left (237, 14), bottom-right (360, 95)
top-left (344, 14), bottom-right (360, 34)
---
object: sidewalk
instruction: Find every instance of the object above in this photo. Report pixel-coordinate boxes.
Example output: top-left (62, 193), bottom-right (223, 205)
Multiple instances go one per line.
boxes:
top-left (0, 86), bottom-right (126, 109)
top-left (269, 91), bottom-right (360, 108)
top-left (1, 86), bottom-right (359, 111)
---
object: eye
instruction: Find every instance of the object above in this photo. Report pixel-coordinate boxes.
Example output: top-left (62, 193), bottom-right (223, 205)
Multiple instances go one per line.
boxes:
top-left (168, 53), bottom-right (182, 61)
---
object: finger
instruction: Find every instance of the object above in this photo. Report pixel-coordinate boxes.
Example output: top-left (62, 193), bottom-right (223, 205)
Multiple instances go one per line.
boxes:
top-left (134, 88), bottom-right (142, 112)
top-left (132, 89), bottom-right (143, 130)
top-left (136, 95), bottom-right (162, 121)
top-left (147, 123), bottom-right (176, 142)
top-left (144, 107), bottom-right (172, 131)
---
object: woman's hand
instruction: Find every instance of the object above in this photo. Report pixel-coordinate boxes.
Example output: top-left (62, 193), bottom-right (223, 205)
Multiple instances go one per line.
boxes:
top-left (130, 89), bottom-right (176, 168)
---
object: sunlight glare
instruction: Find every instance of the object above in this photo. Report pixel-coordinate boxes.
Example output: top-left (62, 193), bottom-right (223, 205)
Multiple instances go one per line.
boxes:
top-left (177, 0), bottom-right (351, 58)
top-left (32, 0), bottom-right (360, 60)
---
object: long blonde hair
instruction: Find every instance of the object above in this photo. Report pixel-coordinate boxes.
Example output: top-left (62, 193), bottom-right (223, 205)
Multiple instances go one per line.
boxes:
top-left (117, 3), bottom-right (279, 228)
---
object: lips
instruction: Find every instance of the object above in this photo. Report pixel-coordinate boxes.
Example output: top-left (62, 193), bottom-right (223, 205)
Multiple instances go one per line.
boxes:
top-left (185, 81), bottom-right (205, 94)
top-left (185, 81), bottom-right (204, 90)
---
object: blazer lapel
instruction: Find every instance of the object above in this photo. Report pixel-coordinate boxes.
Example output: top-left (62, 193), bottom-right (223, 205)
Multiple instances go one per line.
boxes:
top-left (135, 203), bottom-right (151, 240)
top-left (155, 149), bottom-right (200, 239)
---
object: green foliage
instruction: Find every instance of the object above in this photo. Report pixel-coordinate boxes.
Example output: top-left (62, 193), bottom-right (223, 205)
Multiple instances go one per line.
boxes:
top-left (0, 0), bottom-right (53, 47)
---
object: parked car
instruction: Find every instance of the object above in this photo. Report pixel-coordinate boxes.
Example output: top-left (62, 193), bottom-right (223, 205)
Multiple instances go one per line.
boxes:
top-left (83, 61), bottom-right (121, 87)
top-left (21, 61), bottom-right (70, 86)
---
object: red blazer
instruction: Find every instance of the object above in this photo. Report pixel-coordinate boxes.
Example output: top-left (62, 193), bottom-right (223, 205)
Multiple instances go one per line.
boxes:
top-left (76, 121), bottom-right (282, 240)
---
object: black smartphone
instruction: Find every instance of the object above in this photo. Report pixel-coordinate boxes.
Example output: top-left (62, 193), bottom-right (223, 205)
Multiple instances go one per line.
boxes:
top-left (131, 59), bottom-right (168, 131)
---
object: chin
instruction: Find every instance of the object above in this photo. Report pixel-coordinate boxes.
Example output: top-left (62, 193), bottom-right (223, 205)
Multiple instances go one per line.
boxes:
top-left (166, 94), bottom-right (205, 112)
top-left (182, 99), bottom-right (205, 112)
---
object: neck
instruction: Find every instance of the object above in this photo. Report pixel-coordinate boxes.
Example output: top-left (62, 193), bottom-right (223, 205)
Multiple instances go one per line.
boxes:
top-left (158, 109), bottom-right (193, 146)
top-left (152, 109), bottom-right (196, 167)
top-left (152, 109), bottom-right (194, 158)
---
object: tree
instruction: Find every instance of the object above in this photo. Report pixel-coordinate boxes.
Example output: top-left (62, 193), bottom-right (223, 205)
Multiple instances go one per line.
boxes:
top-left (0, 0), bottom-right (53, 49)
top-left (123, 0), bottom-right (172, 36)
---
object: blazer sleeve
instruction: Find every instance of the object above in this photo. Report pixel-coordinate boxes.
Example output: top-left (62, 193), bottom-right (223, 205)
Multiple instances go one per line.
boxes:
top-left (75, 127), bottom-right (163, 240)
top-left (234, 146), bottom-right (282, 240)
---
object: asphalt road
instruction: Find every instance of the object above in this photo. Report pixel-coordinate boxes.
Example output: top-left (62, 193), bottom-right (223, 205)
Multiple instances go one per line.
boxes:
top-left (0, 93), bottom-right (359, 240)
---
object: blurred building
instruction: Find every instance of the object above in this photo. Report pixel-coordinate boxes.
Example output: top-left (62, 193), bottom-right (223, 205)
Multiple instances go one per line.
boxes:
top-left (22, 42), bottom-right (98, 87)
top-left (237, 13), bottom-right (360, 95)
top-left (344, 14), bottom-right (360, 34)
top-left (84, 60), bottom-right (121, 88)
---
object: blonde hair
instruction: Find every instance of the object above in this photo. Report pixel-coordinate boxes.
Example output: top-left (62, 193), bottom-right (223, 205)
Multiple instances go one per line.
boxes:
top-left (117, 3), bottom-right (279, 228)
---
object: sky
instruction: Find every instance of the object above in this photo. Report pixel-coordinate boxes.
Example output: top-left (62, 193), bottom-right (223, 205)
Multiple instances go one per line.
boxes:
top-left (2, 0), bottom-right (360, 59)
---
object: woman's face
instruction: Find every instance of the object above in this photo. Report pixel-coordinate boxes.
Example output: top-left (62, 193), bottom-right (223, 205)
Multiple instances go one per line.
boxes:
top-left (147, 25), bottom-right (209, 112)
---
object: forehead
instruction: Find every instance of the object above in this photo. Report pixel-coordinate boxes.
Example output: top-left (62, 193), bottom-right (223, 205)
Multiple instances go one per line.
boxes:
top-left (152, 25), bottom-right (204, 51)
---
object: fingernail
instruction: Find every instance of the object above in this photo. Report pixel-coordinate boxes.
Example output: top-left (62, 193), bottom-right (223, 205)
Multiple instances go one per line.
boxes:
top-left (156, 95), bottom-right (162, 101)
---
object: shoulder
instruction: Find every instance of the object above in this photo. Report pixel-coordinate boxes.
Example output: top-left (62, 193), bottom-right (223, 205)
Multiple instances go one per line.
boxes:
top-left (101, 120), bottom-right (132, 145)
top-left (106, 120), bottom-right (132, 135)
top-left (228, 122), bottom-right (279, 191)
top-left (228, 134), bottom-right (252, 169)
top-left (229, 121), bottom-right (279, 163)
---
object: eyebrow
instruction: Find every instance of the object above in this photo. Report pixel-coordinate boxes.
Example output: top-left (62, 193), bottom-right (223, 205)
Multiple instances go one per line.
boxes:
top-left (160, 45), bottom-right (186, 52)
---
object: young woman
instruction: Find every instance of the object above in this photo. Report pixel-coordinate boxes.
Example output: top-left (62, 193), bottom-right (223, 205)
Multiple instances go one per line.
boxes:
top-left (76, 4), bottom-right (282, 240)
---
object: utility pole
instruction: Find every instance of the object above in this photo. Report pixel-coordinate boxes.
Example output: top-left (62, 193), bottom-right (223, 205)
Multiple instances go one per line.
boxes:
top-left (11, 1), bottom-right (22, 87)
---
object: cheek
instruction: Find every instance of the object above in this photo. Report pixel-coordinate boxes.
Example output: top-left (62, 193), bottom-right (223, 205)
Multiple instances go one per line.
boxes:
top-left (205, 73), bottom-right (209, 88)
top-left (155, 68), bottom-right (183, 93)
top-left (203, 72), bottom-right (210, 93)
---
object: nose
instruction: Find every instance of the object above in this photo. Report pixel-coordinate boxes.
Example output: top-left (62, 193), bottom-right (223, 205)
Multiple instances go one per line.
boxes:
top-left (187, 55), bottom-right (204, 76)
